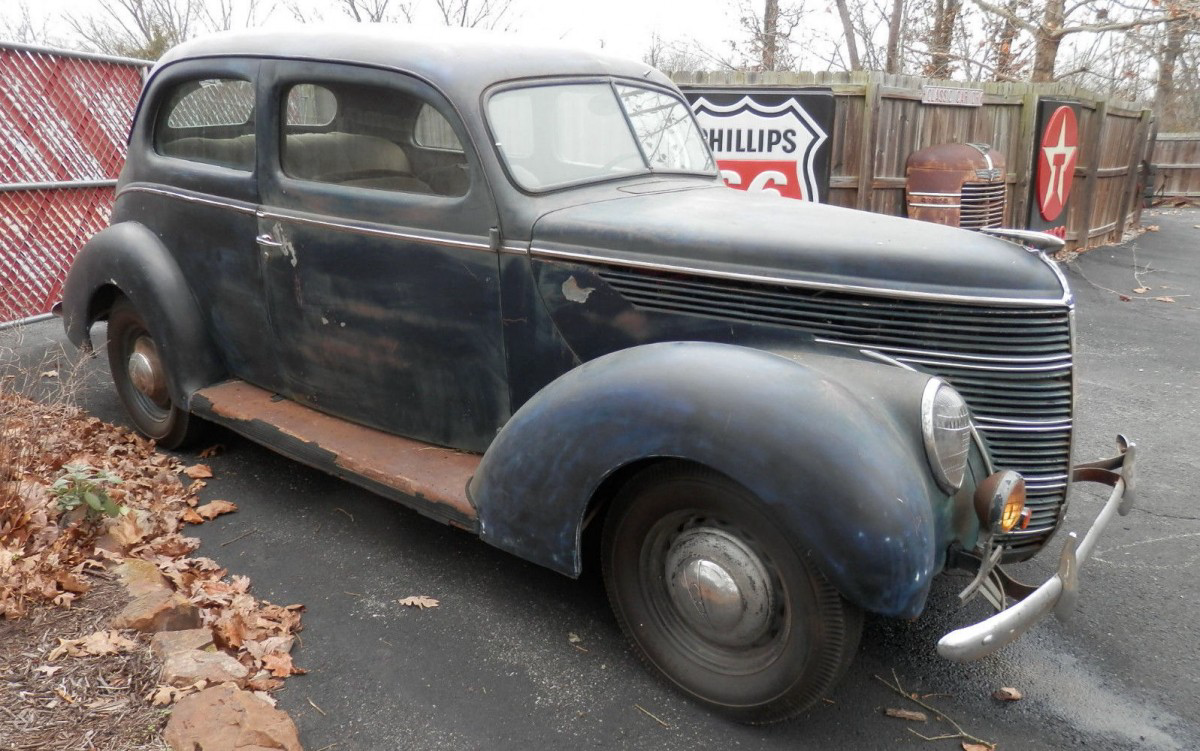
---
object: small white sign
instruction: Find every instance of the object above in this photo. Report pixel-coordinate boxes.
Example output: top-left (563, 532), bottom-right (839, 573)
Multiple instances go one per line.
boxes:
top-left (921, 86), bottom-right (984, 107)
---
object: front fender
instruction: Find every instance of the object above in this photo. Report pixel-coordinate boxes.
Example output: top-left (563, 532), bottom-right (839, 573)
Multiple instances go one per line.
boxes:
top-left (471, 341), bottom-right (945, 618)
top-left (61, 221), bottom-right (226, 408)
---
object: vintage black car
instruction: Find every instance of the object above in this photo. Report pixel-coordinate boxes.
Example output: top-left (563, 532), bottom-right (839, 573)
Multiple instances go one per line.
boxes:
top-left (59, 27), bottom-right (1136, 723)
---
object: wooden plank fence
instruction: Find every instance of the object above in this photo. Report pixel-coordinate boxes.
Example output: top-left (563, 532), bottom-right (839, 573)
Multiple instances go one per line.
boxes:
top-left (1151, 134), bottom-right (1200, 203)
top-left (672, 70), bottom-right (1153, 251)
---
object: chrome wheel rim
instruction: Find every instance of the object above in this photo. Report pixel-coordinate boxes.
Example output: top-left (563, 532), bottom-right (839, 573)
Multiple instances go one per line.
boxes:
top-left (641, 513), bottom-right (790, 674)
top-left (664, 527), bottom-right (775, 648)
top-left (126, 335), bottom-right (170, 412)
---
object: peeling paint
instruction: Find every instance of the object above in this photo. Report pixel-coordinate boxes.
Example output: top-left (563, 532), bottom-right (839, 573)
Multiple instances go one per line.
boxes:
top-left (561, 276), bottom-right (594, 303)
top-left (274, 221), bottom-right (298, 267)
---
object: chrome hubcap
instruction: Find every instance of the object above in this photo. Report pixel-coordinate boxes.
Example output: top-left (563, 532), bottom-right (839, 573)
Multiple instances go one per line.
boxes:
top-left (664, 527), bottom-right (775, 648)
top-left (127, 336), bottom-right (168, 407)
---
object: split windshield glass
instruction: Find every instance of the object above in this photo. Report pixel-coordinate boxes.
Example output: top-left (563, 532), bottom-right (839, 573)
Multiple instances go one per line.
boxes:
top-left (487, 81), bottom-right (715, 191)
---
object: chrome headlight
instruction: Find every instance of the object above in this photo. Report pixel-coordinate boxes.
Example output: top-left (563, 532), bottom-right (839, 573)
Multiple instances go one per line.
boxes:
top-left (921, 379), bottom-right (972, 493)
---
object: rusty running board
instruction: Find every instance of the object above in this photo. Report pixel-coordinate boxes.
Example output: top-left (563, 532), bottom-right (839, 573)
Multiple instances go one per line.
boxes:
top-left (191, 380), bottom-right (480, 531)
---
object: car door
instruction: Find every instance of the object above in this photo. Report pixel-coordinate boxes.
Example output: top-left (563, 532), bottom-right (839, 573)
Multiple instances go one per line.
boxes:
top-left (136, 59), bottom-right (284, 393)
top-left (256, 60), bottom-right (507, 453)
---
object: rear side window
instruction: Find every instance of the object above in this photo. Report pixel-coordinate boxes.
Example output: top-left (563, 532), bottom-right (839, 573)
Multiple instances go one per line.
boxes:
top-left (155, 78), bottom-right (255, 170)
top-left (413, 105), bottom-right (463, 152)
top-left (279, 80), bottom-right (468, 197)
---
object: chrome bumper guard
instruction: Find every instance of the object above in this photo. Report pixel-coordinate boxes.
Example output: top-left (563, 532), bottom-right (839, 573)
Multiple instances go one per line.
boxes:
top-left (937, 435), bottom-right (1136, 662)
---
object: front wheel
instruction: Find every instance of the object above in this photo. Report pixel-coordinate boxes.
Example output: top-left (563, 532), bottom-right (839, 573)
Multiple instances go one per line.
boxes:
top-left (601, 464), bottom-right (862, 724)
top-left (106, 297), bottom-right (202, 450)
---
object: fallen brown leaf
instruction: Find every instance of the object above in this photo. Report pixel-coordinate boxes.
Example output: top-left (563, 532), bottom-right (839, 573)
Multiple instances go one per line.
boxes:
top-left (993, 686), bottom-right (1023, 701)
top-left (183, 464), bottom-right (213, 479)
top-left (1155, 296), bottom-right (1176, 303)
top-left (1145, 224), bottom-right (1159, 232)
top-left (398, 595), bottom-right (439, 609)
top-left (198, 444), bottom-right (225, 459)
top-left (963, 743), bottom-right (992, 751)
top-left (48, 630), bottom-right (138, 660)
top-left (1118, 294), bottom-right (1132, 302)
top-left (1133, 286), bottom-right (1150, 294)
top-left (195, 500), bottom-right (237, 520)
top-left (40, 370), bottom-right (59, 379)
top-left (262, 652), bottom-right (306, 677)
top-left (182, 509), bottom-right (205, 525)
top-left (55, 571), bottom-right (91, 595)
top-left (884, 707), bottom-right (927, 722)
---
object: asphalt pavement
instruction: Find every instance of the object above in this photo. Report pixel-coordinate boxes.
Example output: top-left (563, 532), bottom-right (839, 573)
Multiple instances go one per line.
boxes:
top-left (4, 208), bottom-right (1198, 750)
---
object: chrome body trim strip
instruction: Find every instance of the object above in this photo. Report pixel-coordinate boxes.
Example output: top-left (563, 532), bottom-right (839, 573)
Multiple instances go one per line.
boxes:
top-left (814, 338), bottom-right (1071, 366)
top-left (898, 356), bottom-right (1071, 373)
top-left (257, 209), bottom-right (493, 253)
top-left (499, 244), bottom-right (530, 256)
top-left (976, 423), bottom-right (1072, 434)
top-left (974, 416), bottom-right (1072, 428)
top-left (910, 202), bottom-right (962, 209)
top-left (531, 247), bottom-right (1073, 307)
top-left (118, 185), bottom-right (257, 215)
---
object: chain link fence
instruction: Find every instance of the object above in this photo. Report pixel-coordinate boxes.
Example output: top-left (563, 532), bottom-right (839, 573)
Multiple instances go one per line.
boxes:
top-left (0, 42), bottom-right (150, 327)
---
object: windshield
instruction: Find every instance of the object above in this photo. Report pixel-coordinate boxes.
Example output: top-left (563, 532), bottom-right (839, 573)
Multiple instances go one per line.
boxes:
top-left (487, 82), bottom-right (715, 191)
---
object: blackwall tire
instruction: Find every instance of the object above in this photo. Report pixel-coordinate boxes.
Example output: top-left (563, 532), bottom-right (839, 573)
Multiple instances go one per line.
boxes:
top-left (106, 297), bottom-right (202, 450)
top-left (601, 463), bottom-right (862, 724)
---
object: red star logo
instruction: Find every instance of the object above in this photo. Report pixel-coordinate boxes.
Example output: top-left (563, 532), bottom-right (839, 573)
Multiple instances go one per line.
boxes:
top-left (1037, 106), bottom-right (1078, 222)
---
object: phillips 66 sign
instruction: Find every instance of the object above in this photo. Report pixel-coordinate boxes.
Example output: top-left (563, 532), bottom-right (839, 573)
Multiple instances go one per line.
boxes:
top-left (682, 88), bottom-right (835, 203)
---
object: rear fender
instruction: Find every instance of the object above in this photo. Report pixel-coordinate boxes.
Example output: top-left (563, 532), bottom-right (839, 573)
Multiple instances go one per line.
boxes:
top-left (471, 341), bottom-right (945, 618)
top-left (61, 222), bottom-right (226, 408)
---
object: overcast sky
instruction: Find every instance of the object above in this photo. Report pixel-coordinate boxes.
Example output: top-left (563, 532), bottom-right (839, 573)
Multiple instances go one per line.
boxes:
top-left (7, 0), bottom-right (759, 63)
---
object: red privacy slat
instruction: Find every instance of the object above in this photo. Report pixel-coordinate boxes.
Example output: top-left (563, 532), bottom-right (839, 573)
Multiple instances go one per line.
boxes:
top-left (0, 45), bottom-right (147, 323)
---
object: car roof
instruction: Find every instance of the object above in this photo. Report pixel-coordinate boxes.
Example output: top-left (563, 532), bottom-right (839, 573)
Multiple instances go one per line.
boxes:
top-left (155, 25), bottom-right (676, 98)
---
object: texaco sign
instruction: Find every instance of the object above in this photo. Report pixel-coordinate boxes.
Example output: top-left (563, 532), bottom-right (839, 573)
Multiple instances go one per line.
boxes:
top-left (1027, 99), bottom-right (1082, 237)
top-left (1036, 106), bottom-right (1079, 222)
top-left (682, 89), bottom-right (834, 203)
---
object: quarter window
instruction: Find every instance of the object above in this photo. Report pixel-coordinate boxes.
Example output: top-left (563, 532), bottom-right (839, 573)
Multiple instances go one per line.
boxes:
top-left (280, 81), bottom-right (469, 197)
top-left (155, 78), bottom-right (255, 170)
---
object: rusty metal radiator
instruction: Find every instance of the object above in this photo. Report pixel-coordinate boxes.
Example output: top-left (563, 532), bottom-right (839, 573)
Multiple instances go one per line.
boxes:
top-left (905, 143), bottom-right (1007, 231)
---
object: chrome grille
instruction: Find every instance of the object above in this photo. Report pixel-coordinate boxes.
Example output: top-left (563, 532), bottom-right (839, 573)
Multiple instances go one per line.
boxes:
top-left (960, 182), bottom-right (1006, 229)
top-left (597, 268), bottom-right (1072, 555)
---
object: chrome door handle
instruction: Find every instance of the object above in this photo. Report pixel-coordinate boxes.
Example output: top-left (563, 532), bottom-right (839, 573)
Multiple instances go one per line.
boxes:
top-left (256, 233), bottom-right (283, 247)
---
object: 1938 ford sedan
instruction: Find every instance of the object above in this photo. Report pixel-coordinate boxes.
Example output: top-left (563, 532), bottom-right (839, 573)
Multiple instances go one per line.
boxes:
top-left (59, 27), bottom-right (1136, 723)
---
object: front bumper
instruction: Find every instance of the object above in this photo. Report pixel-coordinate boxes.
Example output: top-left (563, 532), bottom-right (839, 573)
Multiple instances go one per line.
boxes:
top-left (937, 435), bottom-right (1137, 661)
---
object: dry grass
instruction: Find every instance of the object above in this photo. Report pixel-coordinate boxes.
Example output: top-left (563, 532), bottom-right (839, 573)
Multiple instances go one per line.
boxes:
top-left (0, 579), bottom-right (169, 750)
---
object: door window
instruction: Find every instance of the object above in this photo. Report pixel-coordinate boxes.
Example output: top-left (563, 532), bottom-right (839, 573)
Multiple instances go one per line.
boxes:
top-left (154, 78), bottom-right (255, 170)
top-left (280, 80), bottom-right (469, 197)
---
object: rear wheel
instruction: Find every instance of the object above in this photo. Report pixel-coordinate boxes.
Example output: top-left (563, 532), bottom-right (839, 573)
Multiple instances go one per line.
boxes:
top-left (601, 464), bottom-right (862, 724)
top-left (106, 297), bottom-right (202, 449)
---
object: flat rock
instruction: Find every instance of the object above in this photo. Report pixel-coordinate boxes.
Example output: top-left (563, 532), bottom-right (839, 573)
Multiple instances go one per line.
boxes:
top-left (112, 589), bottom-right (202, 633)
top-left (165, 683), bottom-right (303, 751)
top-left (162, 649), bottom-right (250, 688)
top-left (113, 559), bottom-right (169, 598)
top-left (152, 628), bottom-right (216, 659)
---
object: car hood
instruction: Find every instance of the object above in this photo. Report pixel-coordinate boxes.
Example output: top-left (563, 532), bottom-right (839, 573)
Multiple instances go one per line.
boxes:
top-left (529, 185), bottom-right (1067, 303)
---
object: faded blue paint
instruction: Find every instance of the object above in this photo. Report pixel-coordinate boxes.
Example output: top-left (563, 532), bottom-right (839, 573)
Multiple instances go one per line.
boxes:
top-left (472, 341), bottom-right (946, 619)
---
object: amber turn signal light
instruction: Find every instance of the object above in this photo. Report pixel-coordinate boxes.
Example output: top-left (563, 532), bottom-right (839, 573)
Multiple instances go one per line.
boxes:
top-left (973, 470), bottom-right (1027, 534)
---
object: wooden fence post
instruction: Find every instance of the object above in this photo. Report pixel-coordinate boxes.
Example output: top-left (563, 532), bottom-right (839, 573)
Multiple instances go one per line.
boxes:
top-left (857, 75), bottom-right (880, 212)
top-left (1077, 98), bottom-right (1107, 249)
top-left (1013, 86), bottom-right (1041, 231)
top-left (1119, 109), bottom-right (1153, 236)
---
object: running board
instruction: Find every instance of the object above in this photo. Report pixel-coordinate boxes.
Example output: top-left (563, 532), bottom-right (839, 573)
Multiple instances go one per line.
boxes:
top-left (191, 380), bottom-right (480, 531)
